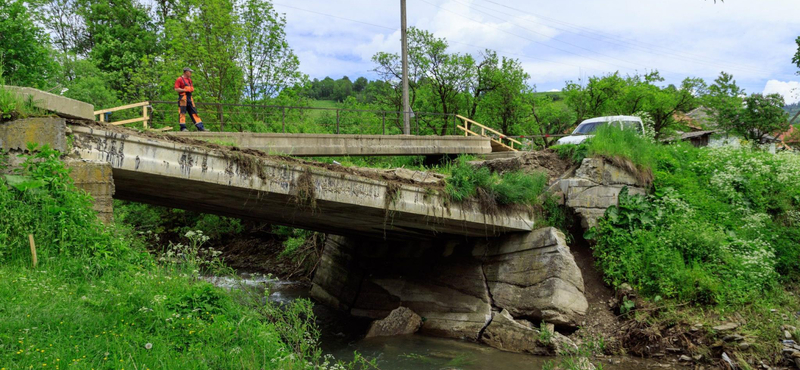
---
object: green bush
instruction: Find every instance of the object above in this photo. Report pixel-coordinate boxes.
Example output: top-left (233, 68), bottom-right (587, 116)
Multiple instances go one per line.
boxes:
top-left (588, 141), bottom-right (800, 304)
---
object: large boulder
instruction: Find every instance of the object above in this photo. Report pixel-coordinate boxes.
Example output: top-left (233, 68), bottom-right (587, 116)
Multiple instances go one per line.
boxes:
top-left (477, 227), bottom-right (588, 327)
top-left (480, 309), bottom-right (578, 355)
top-left (365, 306), bottom-right (422, 338)
top-left (556, 158), bottom-right (647, 229)
top-left (480, 309), bottom-right (549, 355)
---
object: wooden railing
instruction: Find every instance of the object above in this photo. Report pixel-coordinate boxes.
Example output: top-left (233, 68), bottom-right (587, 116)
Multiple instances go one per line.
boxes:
top-left (94, 101), bottom-right (170, 131)
top-left (455, 115), bottom-right (521, 152)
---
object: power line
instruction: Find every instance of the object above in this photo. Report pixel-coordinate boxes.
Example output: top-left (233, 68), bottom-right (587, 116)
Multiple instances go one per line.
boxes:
top-left (273, 3), bottom-right (396, 31)
top-left (475, 0), bottom-right (769, 75)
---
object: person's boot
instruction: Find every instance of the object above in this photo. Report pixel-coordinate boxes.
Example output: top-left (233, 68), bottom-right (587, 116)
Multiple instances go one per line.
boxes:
top-left (180, 124), bottom-right (188, 132)
top-left (195, 122), bottom-right (207, 132)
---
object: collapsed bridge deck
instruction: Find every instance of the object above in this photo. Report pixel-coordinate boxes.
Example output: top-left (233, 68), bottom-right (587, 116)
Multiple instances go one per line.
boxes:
top-left (69, 125), bottom-right (534, 239)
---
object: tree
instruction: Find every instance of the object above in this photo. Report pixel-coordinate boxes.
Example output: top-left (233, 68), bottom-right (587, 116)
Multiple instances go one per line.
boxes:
top-left (240, 0), bottom-right (302, 102)
top-left (530, 93), bottom-right (575, 147)
top-left (165, 0), bottom-right (243, 104)
top-left (78, 0), bottom-right (159, 101)
top-left (39, 0), bottom-right (86, 56)
top-left (353, 77), bottom-right (368, 93)
top-left (705, 71), bottom-right (744, 129)
top-left (794, 36), bottom-right (800, 74)
top-left (408, 28), bottom-right (474, 135)
top-left (476, 55), bottom-right (531, 134)
top-left (563, 73), bottom-right (627, 124)
top-left (644, 77), bottom-right (703, 139)
top-left (0, 0), bottom-right (58, 87)
top-left (332, 76), bottom-right (352, 102)
top-left (733, 93), bottom-right (789, 143)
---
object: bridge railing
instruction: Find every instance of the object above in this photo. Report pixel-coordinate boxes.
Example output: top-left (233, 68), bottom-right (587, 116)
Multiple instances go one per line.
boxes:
top-left (456, 115), bottom-right (523, 151)
top-left (139, 101), bottom-right (460, 135)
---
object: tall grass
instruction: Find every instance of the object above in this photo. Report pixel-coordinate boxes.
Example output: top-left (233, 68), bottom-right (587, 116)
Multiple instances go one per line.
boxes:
top-left (443, 156), bottom-right (549, 208)
top-left (586, 125), bottom-right (658, 175)
top-left (0, 147), bottom-right (374, 369)
top-left (0, 77), bottom-right (42, 121)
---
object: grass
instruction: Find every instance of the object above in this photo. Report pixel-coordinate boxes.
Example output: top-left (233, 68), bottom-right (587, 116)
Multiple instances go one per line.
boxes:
top-left (0, 146), bottom-right (373, 369)
top-left (443, 156), bottom-right (549, 210)
top-left (0, 80), bottom-right (43, 122)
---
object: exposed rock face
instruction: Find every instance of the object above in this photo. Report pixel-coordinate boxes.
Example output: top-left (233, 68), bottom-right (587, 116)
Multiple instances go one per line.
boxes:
top-left (480, 309), bottom-right (548, 355)
top-left (477, 228), bottom-right (588, 326)
top-left (310, 227), bottom-right (588, 342)
top-left (365, 307), bottom-right (422, 338)
top-left (556, 158), bottom-right (647, 229)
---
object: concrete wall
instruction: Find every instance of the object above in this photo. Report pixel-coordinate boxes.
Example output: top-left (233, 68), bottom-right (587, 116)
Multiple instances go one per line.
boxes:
top-left (171, 132), bottom-right (493, 157)
top-left (66, 160), bottom-right (115, 223)
top-left (0, 117), bottom-right (67, 152)
top-left (4, 86), bottom-right (94, 120)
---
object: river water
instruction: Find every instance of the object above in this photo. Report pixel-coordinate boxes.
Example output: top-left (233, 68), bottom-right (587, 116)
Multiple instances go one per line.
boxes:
top-left (205, 273), bottom-right (675, 370)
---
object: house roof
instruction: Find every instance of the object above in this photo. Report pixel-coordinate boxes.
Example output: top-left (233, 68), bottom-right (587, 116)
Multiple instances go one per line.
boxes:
top-left (777, 125), bottom-right (799, 144)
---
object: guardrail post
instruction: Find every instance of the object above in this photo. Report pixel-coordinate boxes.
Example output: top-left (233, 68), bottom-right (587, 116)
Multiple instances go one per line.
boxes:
top-left (415, 115), bottom-right (419, 135)
top-left (382, 111), bottom-right (386, 135)
top-left (336, 109), bottom-right (340, 134)
top-left (219, 105), bottom-right (225, 132)
top-left (282, 107), bottom-right (286, 133)
top-left (142, 104), bottom-right (149, 130)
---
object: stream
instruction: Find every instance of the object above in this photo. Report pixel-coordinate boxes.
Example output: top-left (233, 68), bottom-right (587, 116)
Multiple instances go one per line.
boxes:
top-left (204, 272), bottom-right (677, 370)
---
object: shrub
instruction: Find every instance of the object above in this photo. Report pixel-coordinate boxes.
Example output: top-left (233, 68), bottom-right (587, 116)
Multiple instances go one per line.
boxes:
top-left (588, 141), bottom-right (800, 304)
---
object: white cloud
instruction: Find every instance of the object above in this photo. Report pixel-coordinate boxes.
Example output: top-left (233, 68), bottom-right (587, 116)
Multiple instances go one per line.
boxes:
top-left (763, 80), bottom-right (800, 105)
top-left (276, 0), bottom-right (800, 92)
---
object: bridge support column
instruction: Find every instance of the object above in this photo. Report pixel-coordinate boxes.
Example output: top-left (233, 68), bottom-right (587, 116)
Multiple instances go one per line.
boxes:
top-left (66, 160), bottom-right (115, 224)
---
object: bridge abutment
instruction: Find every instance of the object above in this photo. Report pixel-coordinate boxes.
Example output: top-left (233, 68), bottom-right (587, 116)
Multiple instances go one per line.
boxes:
top-left (310, 227), bottom-right (589, 343)
top-left (1, 117), bottom-right (115, 223)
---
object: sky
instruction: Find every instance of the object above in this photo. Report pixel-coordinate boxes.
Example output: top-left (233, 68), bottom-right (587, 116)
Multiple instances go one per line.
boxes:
top-left (273, 0), bottom-right (800, 104)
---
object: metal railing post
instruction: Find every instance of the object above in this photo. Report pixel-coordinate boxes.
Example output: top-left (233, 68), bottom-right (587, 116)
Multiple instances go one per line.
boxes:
top-left (415, 115), bottom-right (419, 135)
top-left (382, 111), bottom-right (386, 135)
top-left (282, 107), bottom-right (286, 133)
top-left (219, 105), bottom-right (225, 132)
top-left (336, 110), bottom-right (340, 134)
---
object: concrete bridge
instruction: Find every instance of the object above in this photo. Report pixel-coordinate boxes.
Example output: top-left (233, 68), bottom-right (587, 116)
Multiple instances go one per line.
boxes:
top-left (67, 123), bottom-right (531, 239)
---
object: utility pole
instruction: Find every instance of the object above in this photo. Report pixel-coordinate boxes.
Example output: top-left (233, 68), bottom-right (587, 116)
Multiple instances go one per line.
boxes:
top-left (401, 0), bottom-right (411, 135)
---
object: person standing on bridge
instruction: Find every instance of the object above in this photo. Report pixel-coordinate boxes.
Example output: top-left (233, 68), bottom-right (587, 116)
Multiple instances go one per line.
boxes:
top-left (174, 67), bottom-right (206, 132)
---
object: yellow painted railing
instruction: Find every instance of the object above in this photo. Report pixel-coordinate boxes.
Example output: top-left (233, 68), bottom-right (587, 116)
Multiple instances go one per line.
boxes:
top-left (455, 115), bottom-right (520, 152)
top-left (94, 101), bottom-right (170, 131)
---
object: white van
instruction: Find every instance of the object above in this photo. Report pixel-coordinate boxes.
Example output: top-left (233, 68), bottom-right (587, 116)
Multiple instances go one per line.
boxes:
top-left (556, 115), bottom-right (644, 145)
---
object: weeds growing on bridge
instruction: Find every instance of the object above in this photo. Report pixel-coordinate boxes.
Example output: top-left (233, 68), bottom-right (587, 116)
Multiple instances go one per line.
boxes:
top-left (443, 156), bottom-right (549, 213)
top-left (0, 76), bottom-right (43, 122)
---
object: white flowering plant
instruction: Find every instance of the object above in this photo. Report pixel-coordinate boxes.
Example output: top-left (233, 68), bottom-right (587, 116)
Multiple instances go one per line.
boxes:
top-left (588, 137), bottom-right (800, 304)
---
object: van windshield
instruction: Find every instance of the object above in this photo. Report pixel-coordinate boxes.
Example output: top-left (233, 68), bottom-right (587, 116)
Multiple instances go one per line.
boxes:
top-left (573, 121), bottom-right (606, 135)
top-left (573, 120), bottom-right (642, 135)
